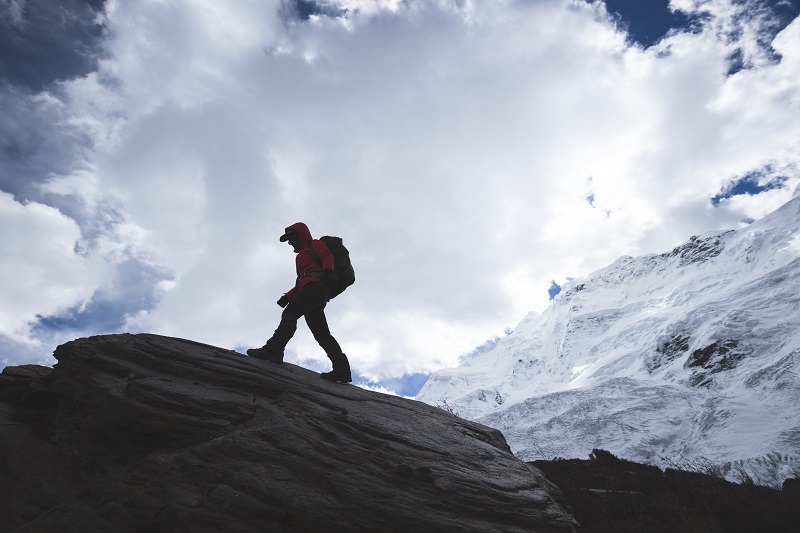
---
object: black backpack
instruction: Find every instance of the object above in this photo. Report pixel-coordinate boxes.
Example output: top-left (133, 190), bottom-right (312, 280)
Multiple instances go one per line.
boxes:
top-left (306, 236), bottom-right (355, 299)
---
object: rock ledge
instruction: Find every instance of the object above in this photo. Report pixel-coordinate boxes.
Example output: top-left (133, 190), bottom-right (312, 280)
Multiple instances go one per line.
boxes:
top-left (1, 334), bottom-right (578, 532)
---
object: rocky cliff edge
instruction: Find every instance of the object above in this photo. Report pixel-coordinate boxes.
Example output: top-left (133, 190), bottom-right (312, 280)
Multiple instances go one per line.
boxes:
top-left (0, 333), bottom-right (578, 532)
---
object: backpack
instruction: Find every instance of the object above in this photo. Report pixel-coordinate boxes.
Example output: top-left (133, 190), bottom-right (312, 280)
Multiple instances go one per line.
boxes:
top-left (306, 236), bottom-right (355, 299)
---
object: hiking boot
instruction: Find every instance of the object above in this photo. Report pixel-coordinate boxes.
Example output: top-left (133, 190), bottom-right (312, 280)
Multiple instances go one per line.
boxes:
top-left (320, 368), bottom-right (352, 383)
top-left (246, 348), bottom-right (283, 364)
top-left (321, 352), bottom-right (351, 383)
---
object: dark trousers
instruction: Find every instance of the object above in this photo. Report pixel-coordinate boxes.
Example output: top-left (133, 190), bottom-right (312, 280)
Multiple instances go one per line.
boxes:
top-left (265, 283), bottom-right (345, 364)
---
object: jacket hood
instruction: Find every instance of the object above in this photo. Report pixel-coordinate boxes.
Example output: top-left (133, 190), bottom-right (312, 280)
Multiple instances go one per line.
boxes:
top-left (284, 222), bottom-right (312, 253)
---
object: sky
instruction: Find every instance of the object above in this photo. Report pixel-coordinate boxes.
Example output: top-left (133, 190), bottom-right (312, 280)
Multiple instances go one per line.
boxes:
top-left (2, 0), bottom-right (799, 396)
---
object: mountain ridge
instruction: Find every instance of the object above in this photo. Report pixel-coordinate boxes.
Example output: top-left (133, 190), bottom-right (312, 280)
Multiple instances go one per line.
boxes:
top-left (417, 193), bottom-right (800, 487)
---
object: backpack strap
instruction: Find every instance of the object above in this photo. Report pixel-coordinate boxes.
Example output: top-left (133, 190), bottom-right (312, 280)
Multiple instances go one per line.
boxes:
top-left (296, 243), bottom-right (323, 284)
top-left (306, 242), bottom-right (322, 267)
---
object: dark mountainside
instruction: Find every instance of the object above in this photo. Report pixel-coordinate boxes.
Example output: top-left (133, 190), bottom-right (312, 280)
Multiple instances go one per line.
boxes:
top-left (0, 334), bottom-right (579, 533)
top-left (532, 450), bottom-right (800, 533)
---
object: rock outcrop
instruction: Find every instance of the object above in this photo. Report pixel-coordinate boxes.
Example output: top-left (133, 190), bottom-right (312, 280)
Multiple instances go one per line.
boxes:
top-left (0, 334), bottom-right (579, 532)
top-left (532, 450), bottom-right (800, 533)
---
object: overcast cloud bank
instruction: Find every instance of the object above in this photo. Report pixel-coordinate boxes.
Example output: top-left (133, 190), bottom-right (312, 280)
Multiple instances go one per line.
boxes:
top-left (1, 0), bottom-right (799, 393)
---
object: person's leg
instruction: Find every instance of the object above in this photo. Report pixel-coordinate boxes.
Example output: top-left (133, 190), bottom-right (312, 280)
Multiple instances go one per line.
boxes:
top-left (304, 299), bottom-right (351, 383)
top-left (303, 309), bottom-right (338, 354)
top-left (249, 286), bottom-right (320, 361)
top-left (261, 305), bottom-right (300, 357)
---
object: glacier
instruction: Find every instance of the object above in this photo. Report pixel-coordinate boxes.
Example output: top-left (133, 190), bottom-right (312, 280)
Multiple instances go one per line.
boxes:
top-left (417, 191), bottom-right (800, 487)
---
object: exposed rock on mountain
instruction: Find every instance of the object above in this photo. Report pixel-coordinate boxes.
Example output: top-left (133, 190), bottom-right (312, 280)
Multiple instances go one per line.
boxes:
top-left (417, 194), bottom-right (800, 486)
top-left (0, 334), bottom-right (579, 532)
top-left (531, 449), bottom-right (800, 533)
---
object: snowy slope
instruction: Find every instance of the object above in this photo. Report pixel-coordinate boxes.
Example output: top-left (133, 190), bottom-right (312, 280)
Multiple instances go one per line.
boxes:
top-left (417, 191), bottom-right (800, 486)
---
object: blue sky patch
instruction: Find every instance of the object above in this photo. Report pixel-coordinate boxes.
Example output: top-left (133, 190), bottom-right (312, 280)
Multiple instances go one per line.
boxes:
top-left (712, 168), bottom-right (788, 206)
top-left (355, 371), bottom-right (431, 397)
top-left (282, 0), bottom-right (346, 22)
top-left (602, 0), bottom-right (693, 47)
top-left (548, 281), bottom-right (562, 300)
top-left (601, 0), bottom-right (800, 70)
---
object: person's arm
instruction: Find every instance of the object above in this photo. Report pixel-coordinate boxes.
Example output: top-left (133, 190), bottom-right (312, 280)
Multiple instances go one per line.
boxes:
top-left (278, 287), bottom-right (296, 307)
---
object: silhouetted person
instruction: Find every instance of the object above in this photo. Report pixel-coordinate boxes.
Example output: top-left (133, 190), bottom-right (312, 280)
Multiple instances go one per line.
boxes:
top-left (247, 222), bottom-right (352, 383)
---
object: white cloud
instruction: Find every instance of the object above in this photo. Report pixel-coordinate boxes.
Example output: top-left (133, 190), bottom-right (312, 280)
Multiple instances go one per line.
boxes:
top-left (0, 192), bottom-right (99, 343)
top-left (2, 0), bottom-right (799, 383)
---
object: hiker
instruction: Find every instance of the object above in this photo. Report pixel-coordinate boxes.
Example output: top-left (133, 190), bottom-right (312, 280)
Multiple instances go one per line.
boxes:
top-left (247, 222), bottom-right (352, 383)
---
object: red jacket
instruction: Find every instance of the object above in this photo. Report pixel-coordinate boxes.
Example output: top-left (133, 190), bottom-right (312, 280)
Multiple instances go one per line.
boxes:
top-left (283, 222), bottom-right (334, 300)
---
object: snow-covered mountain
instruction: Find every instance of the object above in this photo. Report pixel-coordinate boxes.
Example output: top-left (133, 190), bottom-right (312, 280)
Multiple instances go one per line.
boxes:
top-left (417, 189), bottom-right (800, 486)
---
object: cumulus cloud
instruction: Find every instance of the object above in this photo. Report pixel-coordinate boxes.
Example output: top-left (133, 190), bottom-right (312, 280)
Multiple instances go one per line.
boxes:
top-left (1, 0), bottom-right (799, 389)
top-left (0, 192), bottom-right (98, 342)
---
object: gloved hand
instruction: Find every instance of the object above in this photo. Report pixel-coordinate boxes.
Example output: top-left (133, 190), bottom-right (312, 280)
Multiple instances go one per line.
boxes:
top-left (321, 269), bottom-right (335, 290)
top-left (277, 295), bottom-right (290, 308)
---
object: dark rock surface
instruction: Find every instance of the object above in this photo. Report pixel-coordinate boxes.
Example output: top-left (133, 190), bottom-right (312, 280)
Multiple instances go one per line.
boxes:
top-left (0, 334), bottom-right (579, 532)
top-left (532, 450), bottom-right (800, 533)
